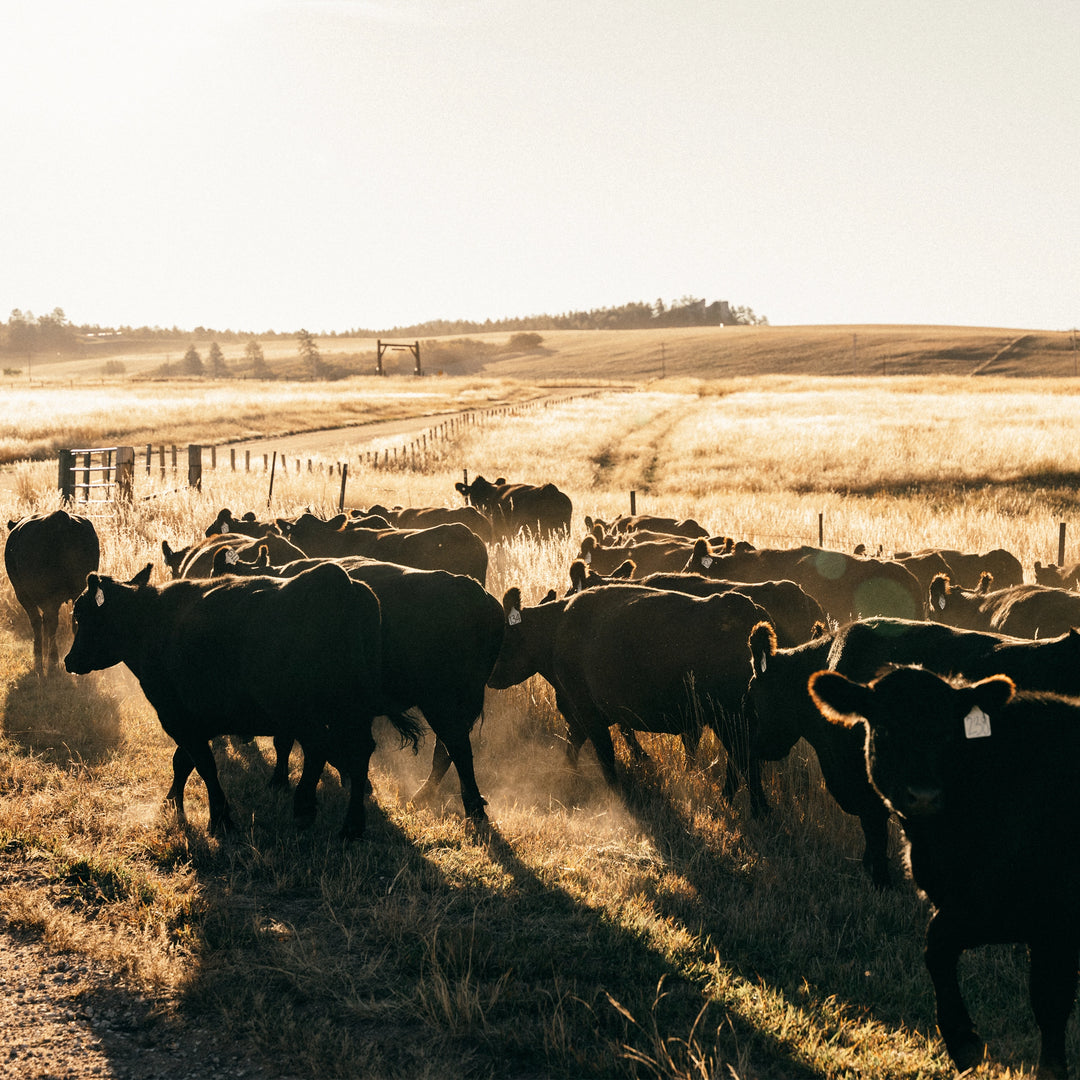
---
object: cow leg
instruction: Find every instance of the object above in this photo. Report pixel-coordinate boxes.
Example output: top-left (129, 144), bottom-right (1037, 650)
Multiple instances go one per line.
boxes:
top-left (425, 724), bottom-right (487, 824)
top-left (17, 599), bottom-right (44, 677)
top-left (924, 909), bottom-right (984, 1073)
top-left (336, 725), bottom-right (377, 840)
top-left (858, 804), bottom-right (893, 889)
top-left (41, 603), bottom-right (61, 675)
top-left (292, 741), bottom-right (325, 829)
top-left (183, 739), bottom-right (234, 835)
top-left (410, 738), bottom-right (454, 808)
top-left (164, 746), bottom-right (197, 823)
top-left (269, 735), bottom-right (294, 790)
top-left (1028, 937), bottom-right (1078, 1079)
top-left (619, 725), bottom-right (650, 762)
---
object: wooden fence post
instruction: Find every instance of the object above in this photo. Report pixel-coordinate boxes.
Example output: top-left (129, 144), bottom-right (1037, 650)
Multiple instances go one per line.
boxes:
top-left (818, 513), bottom-right (824, 547)
top-left (116, 446), bottom-right (135, 501)
top-left (187, 445), bottom-right (202, 490)
top-left (630, 490), bottom-right (636, 515)
top-left (1059, 522), bottom-right (1067, 565)
top-left (338, 463), bottom-right (348, 511)
top-left (58, 449), bottom-right (75, 502)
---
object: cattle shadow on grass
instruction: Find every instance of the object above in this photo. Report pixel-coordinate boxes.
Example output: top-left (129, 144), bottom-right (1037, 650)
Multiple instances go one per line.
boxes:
top-left (170, 777), bottom-right (825, 1079)
top-left (1, 668), bottom-right (124, 765)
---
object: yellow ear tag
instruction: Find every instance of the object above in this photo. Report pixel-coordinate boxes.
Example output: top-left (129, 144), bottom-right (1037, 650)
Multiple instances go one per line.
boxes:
top-left (964, 706), bottom-right (991, 739)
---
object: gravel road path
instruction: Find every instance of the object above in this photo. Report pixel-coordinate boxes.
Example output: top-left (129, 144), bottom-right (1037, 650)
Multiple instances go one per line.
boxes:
top-left (0, 859), bottom-right (287, 1079)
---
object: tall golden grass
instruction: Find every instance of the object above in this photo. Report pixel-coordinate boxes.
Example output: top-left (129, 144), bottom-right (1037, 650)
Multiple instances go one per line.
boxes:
top-left (0, 376), bottom-right (1077, 1078)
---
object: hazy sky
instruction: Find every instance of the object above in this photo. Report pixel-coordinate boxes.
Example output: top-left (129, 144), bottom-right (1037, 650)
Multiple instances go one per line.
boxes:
top-left (2, 1), bottom-right (1076, 333)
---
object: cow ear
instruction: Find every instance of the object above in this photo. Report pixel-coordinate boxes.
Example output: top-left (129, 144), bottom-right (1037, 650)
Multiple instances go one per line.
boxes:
top-left (454, 482), bottom-right (468, 494)
top-left (808, 670), bottom-right (872, 728)
top-left (928, 574), bottom-right (950, 612)
top-left (502, 587), bottom-right (522, 625)
top-left (748, 621), bottom-right (777, 677)
top-left (328, 514), bottom-right (348, 530)
top-left (977, 571), bottom-right (993, 594)
top-left (495, 477), bottom-right (506, 485)
top-left (612, 559), bottom-right (635, 579)
top-left (541, 589), bottom-right (556, 604)
top-left (569, 559), bottom-right (588, 592)
top-left (128, 563), bottom-right (153, 587)
top-left (970, 674), bottom-right (1015, 716)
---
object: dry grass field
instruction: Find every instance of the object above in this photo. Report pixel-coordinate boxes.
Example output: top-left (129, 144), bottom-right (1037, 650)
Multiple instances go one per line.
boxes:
top-left (5, 322), bottom-right (1077, 386)
top-left (2, 359), bottom-right (1080, 1078)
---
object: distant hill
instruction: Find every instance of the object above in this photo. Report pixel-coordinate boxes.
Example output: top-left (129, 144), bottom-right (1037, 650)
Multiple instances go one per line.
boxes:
top-left (5, 324), bottom-right (1077, 383)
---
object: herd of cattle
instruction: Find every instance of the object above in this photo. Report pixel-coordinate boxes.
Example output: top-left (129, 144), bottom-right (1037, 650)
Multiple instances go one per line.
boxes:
top-left (4, 471), bottom-right (1080, 1077)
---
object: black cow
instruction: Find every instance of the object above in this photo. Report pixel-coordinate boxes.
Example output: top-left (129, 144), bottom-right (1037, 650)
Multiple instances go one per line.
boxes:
top-left (488, 584), bottom-right (772, 814)
top-left (920, 546), bottom-right (1024, 590)
top-left (454, 474), bottom-right (572, 541)
top-left (686, 540), bottom-right (924, 622)
top-left (162, 532), bottom-right (306, 579)
top-left (584, 513), bottom-right (709, 540)
top-left (565, 560), bottom-right (825, 647)
top-left (809, 665), bottom-right (1080, 1079)
top-left (577, 533), bottom-right (701, 577)
top-left (1034, 561), bottom-right (1080, 589)
top-left (364, 503), bottom-right (493, 545)
top-left (64, 563), bottom-right (400, 838)
top-left (278, 513), bottom-right (488, 584)
top-left (5, 511), bottom-right (100, 676)
top-left (212, 548), bottom-right (503, 826)
top-left (746, 616), bottom-right (1080, 888)
top-left (929, 572), bottom-right (1080, 638)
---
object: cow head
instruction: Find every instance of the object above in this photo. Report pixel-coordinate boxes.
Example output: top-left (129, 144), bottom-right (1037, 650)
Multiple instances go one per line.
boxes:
top-left (744, 621), bottom-right (811, 760)
top-left (455, 475), bottom-right (501, 512)
top-left (809, 666), bottom-right (1015, 820)
top-left (65, 564), bottom-right (154, 674)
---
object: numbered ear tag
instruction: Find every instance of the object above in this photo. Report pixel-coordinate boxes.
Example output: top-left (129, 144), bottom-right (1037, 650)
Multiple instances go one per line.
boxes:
top-left (95, 588), bottom-right (105, 607)
top-left (964, 706), bottom-right (991, 739)
top-left (507, 608), bottom-right (522, 626)
top-left (701, 556), bottom-right (713, 568)
top-left (225, 548), bottom-right (240, 564)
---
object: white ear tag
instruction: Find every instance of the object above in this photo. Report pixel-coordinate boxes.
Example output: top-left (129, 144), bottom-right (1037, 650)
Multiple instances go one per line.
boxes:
top-left (583, 552), bottom-right (591, 564)
top-left (225, 548), bottom-right (240, 564)
top-left (760, 653), bottom-right (767, 672)
top-left (95, 588), bottom-right (105, 607)
top-left (221, 523), bottom-right (230, 533)
top-left (964, 706), bottom-right (991, 739)
top-left (701, 556), bottom-right (713, 568)
top-left (508, 608), bottom-right (522, 626)
top-left (938, 595), bottom-right (946, 610)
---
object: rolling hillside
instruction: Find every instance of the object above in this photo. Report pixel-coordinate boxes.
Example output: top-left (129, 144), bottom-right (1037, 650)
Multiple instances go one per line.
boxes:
top-left (5, 324), bottom-right (1077, 384)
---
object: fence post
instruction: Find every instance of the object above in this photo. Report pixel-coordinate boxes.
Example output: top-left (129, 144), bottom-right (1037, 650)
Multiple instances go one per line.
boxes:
top-left (116, 446), bottom-right (135, 501)
top-left (1059, 522), bottom-right (1067, 565)
top-left (187, 444), bottom-right (202, 490)
top-left (81, 452), bottom-right (91, 498)
top-left (818, 513), bottom-right (824, 547)
top-left (338, 463), bottom-right (348, 511)
top-left (159, 445), bottom-right (166, 480)
top-left (58, 449), bottom-right (75, 502)
top-left (629, 490), bottom-right (636, 515)
top-left (145, 443), bottom-right (152, 475)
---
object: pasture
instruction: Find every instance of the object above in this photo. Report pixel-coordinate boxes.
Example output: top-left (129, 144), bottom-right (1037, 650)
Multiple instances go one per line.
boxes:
top-left (2, 374), bottom-right (1080, 1078)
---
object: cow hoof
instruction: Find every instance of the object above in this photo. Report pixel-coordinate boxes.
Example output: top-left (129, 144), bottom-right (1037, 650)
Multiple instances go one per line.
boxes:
top-left (944, 1030), bottom-right (985, 1074)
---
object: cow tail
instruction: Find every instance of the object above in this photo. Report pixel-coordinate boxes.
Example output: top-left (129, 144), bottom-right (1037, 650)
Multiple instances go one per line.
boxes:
top-left (387, 710), bottom-right (424, 754)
